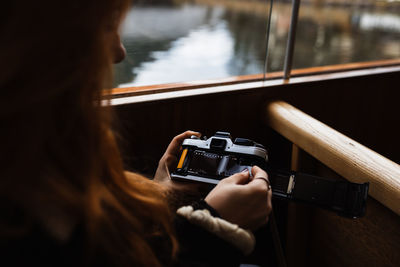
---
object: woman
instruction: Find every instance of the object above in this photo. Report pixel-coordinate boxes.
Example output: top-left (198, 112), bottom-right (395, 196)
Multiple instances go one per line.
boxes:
top-left (0, 1), bottom-right (272, 266)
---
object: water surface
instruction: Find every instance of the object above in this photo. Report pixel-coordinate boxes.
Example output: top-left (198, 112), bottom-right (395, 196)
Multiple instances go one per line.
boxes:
top-left (114, 1), bottom-right (400, 87)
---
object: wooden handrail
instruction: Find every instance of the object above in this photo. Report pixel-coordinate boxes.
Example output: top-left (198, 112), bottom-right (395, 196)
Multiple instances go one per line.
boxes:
top-left (266, 101), bottom-right (400, 216)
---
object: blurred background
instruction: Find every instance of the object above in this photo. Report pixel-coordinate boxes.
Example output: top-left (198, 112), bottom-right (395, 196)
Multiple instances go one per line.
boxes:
top-left (113, 0), bottom-right (400, 87)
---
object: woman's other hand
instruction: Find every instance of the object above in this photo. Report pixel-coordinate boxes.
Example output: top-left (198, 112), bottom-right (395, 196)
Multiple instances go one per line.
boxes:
top-left (154, 131), bottom-right (203, 192)
top-left (205, 166), bottom-right (272, 231)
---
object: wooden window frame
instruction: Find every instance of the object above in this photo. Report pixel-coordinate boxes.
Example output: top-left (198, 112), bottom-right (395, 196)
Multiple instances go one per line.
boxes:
top-left (106, 59), bottom-right (400, 105)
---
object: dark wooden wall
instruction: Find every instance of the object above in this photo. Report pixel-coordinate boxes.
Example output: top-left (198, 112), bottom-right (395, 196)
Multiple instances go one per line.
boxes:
top-left (288, 149), bottom-right (400, 267)
top-left (114, 70), bottom-right (399, 174)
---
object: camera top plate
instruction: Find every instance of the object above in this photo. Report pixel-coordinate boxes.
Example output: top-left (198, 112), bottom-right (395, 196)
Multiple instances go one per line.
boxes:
top-left (182, 131), bottom-right (268, 161)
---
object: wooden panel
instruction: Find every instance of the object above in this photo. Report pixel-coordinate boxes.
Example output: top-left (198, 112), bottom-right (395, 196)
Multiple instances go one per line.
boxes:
top-left (287, 153), bottom-right (400, 267)
top-left (308, 196), bottom-right (400, 267)
top-left (266, 101), bottom-right (400, 216)
top-left (285, 145), bottom-right (314, 267)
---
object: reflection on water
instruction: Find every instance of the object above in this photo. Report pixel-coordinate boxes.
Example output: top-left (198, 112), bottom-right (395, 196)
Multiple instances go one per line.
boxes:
top-left (114, 1), bottom-right (400, 87)
top-left (129, 22), bottom-right (235, 86)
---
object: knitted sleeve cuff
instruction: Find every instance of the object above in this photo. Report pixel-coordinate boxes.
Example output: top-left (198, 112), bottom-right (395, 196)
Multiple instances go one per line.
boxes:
top-left (191, 199), bottom-right (221, 218)
top-left (177, 205), bottom-right (255, 255)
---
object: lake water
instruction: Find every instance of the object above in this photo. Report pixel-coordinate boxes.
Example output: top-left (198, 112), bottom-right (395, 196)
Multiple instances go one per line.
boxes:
top-left (114, 1), bottom-right (400, 87)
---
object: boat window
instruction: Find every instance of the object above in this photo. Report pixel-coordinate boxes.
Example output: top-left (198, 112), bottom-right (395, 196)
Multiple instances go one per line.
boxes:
top-left (113, 0), bottom-right (400, 90)
top-left (290, 0), bottom-right (400, 71)
top-left (114, 0), bottom-right (273, 88)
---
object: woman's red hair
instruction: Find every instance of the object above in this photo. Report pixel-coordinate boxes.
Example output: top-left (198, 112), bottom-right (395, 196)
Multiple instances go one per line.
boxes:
top-left (0, 1), bottom-right (177, 265)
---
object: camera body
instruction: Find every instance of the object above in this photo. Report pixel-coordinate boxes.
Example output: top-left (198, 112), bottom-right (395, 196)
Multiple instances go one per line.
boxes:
top-left (171, 131), bottom-right (369, 218)
top-left (171, 131), bottom-right (268, 184)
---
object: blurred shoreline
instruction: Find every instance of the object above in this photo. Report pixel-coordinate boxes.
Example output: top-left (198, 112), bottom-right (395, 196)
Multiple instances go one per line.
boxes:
top-left (136, 0), bottom-right (400, 8)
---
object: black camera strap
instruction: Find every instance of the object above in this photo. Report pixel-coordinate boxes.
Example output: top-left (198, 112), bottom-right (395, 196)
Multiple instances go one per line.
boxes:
top-left (268, 170), bottom-right (369, 218)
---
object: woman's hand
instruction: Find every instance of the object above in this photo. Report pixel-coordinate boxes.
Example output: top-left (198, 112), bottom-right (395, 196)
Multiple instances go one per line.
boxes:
top-left (154, 131), bottom-right (204, 192)
top-left (205, 166), bottom-right (272, 231)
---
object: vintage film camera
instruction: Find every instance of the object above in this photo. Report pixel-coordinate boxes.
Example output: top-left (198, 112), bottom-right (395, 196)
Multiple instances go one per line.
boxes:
top-left (171, 132), bottom-right (369, 218)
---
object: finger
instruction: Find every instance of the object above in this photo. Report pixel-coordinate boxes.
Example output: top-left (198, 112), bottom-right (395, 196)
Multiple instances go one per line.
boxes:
top-left (251, 165), bottom-right (268, 180)
top-left (174, 130), bottom-right (201, 144)
top-left (248, 178), bottom-right (270, 191)
top-left (249, 165), bottom-right (269, 188)
top-left (253, 177), bottom-right (270, 188)
top-left (163, 154), bottom-right (178, 168)
top-left (224, 171), bottom-right (250, 185)
top-left (166, 130), bottom-right (201, 155)
top-left (251, 166), bottom-right (269, 185)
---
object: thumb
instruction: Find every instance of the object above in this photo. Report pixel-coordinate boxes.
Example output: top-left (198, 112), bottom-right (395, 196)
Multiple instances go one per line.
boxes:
top-left (224, 170), bottom-right (250, 185)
